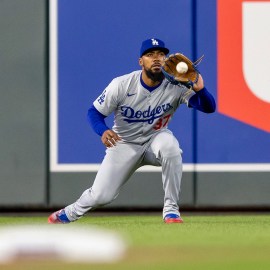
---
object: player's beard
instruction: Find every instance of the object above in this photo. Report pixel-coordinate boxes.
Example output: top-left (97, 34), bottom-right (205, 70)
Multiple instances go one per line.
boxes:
top-left (144, 68), bottom-right (164, 83)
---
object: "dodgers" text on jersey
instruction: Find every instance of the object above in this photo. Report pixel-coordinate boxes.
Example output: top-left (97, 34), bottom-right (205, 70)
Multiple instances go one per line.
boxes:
top-left (120, 103), bottom-right (173, 124)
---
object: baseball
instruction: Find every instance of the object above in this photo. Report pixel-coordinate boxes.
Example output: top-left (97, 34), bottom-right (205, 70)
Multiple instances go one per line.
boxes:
top-left (176, 62), bottom-right (188, 74)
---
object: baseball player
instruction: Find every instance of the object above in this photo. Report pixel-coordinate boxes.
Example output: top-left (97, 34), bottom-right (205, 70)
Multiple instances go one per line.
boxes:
top-left (48, 38), bottom-right (216, 224)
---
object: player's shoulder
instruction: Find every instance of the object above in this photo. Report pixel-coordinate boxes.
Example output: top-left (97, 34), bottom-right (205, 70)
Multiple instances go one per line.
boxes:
top-left (112, 70), bottom-right (141, 85)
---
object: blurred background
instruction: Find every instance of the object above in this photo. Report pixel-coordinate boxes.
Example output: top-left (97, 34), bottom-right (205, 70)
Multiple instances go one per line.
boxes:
top-left (0, 0), bottom-right (269, 211)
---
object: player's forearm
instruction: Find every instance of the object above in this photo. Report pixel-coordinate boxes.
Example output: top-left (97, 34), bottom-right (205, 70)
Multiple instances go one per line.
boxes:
top-left (188, 87), bottom-right (216, 113)
top-left (87, 105), bottom-right (109, 136)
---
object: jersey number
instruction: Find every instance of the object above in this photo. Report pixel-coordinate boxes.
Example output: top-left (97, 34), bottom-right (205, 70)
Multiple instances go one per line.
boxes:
top-left (153, 114), bottom-right (171, 130)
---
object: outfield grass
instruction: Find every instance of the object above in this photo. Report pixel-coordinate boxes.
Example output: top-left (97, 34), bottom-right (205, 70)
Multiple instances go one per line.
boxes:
top-left (0, 213), bottom-right (269, 270)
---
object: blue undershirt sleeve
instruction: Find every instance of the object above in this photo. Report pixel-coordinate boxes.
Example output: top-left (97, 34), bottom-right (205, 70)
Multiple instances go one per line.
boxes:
top-left (87, 105), bottom-right (110, 136)
top-left (188, 87), bottom-right (216, 113)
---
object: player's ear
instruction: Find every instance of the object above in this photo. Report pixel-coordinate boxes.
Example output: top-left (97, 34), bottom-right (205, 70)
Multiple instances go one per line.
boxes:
top-left (139, 58), bottom-right (143, 67)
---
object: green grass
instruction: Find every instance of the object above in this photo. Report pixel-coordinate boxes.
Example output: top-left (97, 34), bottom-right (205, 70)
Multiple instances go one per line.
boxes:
top-left (0, 214), bottom-right (270, 270)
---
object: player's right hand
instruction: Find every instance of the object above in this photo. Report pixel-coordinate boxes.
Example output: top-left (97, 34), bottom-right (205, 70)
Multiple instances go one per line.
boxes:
top-left (101, 130), bottom-right (121, 148)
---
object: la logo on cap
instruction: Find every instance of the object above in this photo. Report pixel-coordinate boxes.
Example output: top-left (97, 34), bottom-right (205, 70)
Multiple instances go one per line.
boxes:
top-left (151, 39), bottom-right (159, 45)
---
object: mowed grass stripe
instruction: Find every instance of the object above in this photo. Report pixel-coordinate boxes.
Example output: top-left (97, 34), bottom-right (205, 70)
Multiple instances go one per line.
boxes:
top-left (0, 214), bottom-right (269, 270)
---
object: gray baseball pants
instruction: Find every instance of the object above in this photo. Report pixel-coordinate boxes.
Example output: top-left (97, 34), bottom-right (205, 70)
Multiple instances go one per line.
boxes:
top-left (65, 130), bottom-right (183, 221)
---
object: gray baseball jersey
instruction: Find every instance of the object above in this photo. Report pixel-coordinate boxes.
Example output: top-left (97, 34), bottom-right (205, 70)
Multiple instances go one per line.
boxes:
top-left (93, 70), bottom-right (195, 144)
top-left (64, 71), bottom-right (196, 222)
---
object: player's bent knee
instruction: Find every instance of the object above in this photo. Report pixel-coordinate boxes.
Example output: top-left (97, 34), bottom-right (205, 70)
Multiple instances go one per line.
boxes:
top-left (153, 133), bottom-right (182, 158)
top-left (160, 143), bottom-right (182, 159)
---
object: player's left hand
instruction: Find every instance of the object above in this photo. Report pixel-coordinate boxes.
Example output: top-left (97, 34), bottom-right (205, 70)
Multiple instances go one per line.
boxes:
top-left (161, 53), bottom-right (203, 86)
top-left (192, 74), bottom-right (204, 92)
top-left (101, 130), bottom-right (121, 148)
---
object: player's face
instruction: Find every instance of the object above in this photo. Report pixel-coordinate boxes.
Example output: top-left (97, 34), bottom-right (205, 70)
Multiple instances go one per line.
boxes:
top-left (139, 50), bottom-right (166, 72)
top-left (139, 50), bottom-right (166, 82)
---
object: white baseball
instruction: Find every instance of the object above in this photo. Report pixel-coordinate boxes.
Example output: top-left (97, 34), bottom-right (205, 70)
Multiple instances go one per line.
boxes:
top-left (176, 62), bottom-right (188, 74)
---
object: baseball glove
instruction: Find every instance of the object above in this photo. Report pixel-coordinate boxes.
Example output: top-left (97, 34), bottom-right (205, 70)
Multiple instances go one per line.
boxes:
top-left (162, 53), bottom-right (204, 86)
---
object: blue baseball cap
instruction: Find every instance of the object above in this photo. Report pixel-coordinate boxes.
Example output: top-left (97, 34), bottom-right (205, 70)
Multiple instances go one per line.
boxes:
top-left (140, 38), bottom-right (169, 57)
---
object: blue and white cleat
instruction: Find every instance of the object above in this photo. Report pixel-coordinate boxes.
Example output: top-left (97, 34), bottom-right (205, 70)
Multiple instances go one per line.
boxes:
top-left (164, 213), bottom-right (183, 224)
top-left (48, 209), bottom-right (71, 224)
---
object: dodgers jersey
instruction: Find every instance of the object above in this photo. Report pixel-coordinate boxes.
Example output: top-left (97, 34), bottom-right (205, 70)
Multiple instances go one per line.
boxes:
top-left (93, 70), bottom-right (195, 144)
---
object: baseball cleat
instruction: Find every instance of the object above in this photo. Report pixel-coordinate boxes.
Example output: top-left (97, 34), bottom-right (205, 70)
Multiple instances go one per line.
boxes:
top-left (164, 213), bottom-right (184, 224)
top-left (48, 209), bottom-right (71, 224)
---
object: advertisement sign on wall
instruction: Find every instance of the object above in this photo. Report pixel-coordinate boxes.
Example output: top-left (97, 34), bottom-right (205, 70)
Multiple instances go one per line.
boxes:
top-left (50, 0), bottom-right (270, 172)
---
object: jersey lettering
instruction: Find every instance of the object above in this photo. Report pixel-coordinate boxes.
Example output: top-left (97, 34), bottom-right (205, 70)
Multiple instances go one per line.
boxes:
top-left (97, 90), bottom-right (106, 105)
top-left (120, 103), bottom-right (173, 124)
top-left (153, 114), bottom-right (171, 130)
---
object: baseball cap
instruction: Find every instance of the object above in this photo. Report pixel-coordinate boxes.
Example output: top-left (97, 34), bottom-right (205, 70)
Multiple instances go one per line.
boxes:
top-left (140, 38), bottom-right (169, 57)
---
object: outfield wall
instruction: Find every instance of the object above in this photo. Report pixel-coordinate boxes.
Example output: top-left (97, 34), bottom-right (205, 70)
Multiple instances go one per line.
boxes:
top-left (0, 0), bottom-right (47, 207)
top-left (0, 0), bottom-right (269, 209)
